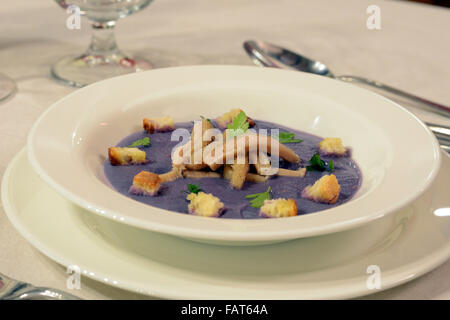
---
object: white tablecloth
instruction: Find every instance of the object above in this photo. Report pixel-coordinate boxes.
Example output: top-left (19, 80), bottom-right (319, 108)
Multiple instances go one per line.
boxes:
top-left (0, 0), bottom-right (449, 299)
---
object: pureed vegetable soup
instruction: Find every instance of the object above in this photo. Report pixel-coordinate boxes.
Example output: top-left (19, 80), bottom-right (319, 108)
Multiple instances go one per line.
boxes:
top-left (104, 110), bottom-right (361, 219)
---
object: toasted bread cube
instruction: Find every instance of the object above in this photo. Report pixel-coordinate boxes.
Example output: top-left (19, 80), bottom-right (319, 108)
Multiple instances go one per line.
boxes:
top-left (318, 138), bottom-right (347, 156)
top-left (260, 198), bottom-right (298, 218)
top-left (216, 108), bottom-right (255, 129)
top-left (143, 116), bottom-right (175, 133)
top-left (186, 192), bottom-right (225, 217)
top-left (108, 147), bottom-right (147, 166)
top-left (129, 171), bottom-right (161, 196)
top-left (302, 174), bottom-right (341, 204)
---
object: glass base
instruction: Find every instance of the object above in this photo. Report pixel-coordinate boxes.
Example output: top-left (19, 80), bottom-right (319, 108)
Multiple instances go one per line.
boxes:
top-left (51, 53), bottom-right (153, 87)
top-left (0, 74), bottom-right (16, 102)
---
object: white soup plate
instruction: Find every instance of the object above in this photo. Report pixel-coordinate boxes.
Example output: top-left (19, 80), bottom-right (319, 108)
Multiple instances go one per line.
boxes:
top-left (27, 65), bottom-right (441, 245)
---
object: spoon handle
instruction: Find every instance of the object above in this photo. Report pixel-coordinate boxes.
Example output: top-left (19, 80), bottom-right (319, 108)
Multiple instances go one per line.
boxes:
top-left (0, 272), bottom-right (80, 300)
top-left (337, 75), bottom-right (450, 118)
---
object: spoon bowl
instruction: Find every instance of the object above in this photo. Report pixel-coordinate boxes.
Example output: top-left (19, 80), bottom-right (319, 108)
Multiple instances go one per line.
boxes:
top-left (244, 40), bottom-right (334, 77)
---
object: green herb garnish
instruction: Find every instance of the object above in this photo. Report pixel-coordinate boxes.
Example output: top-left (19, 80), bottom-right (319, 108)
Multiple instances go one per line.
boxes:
top-left (275, 131), bottom-right (302, 144)
top-left (227, 111), bottom-right (249, 138)
top-left (306, 153), bottom-right (334, 172)
top-left (328, 160), bottom-right (334, 172)
top-left (183, 183), bottom-right (203, 195)
top-left (128, 137), bottom-right (150, 148)
top-left (245, 186), bottom-right (271, 208)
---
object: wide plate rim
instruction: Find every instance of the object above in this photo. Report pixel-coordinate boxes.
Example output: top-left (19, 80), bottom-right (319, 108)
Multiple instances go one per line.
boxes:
top-left (2, 148), bottom-right (450, 299)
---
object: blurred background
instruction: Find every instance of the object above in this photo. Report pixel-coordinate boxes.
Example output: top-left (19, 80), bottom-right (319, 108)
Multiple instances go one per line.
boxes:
top-left (405, 0), bottom-right (450, 7)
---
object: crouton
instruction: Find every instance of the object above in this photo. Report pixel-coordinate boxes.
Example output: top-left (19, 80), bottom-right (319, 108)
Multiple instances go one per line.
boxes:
top-left (129, 171), bottom-right (161, 196)
top-left (302, 174), bottom-right (341, 204)
top-left (186, 192), bottom-right (225, 217)
top-left (318, 138), bottom-right (347, 156)
top-left (260, 198), bottom-right (298, 218)
top-left (143, 116), bottom-right (175, 133)
top-left (216, 108), bottom-right (255, 129)
top-left (108, 147), bottom-right (147, 166)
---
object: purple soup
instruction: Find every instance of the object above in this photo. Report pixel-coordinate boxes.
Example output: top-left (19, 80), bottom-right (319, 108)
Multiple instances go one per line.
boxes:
top-left (104, 120), bottom-right (362, 219)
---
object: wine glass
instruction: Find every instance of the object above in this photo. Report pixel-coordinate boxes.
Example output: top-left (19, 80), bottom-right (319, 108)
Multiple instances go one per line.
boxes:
top-left (52, 0), bottom-right (153, 87)
top-left (0, 74), bottom-right (16, 102)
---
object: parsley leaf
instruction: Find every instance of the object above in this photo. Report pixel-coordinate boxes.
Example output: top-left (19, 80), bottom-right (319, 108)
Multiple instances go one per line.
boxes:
top-left (306, 153), bottom-right (325, 171)
top-left (328, 160), bottom-right (334, 172)
top-left (245, 186), bottom-right (271, 208)
top-left (184, 183), bottom-right (203, 195)
top-left (275, 131), bottom-right (302, 144)
top-left (227, 111), bottom-right (249, 138)
top-left (128, 137), bottom-right (150, 148)
top-left (306, 153), bottom-right (334, 172)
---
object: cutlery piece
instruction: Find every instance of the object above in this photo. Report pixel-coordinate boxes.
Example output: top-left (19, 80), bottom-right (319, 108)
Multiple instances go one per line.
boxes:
top-left (427, 123), bottom-right (450, 144)
top-left (243, 40), bottom-right (450, 117)
top-left (436, 138), bottom-right (450, 153)
top-left (0, 272), bottom-right (81, 300)
top-left (440, 145), bottom-right (450, 153)
top-left (243, 40), bottom-right (450, 152)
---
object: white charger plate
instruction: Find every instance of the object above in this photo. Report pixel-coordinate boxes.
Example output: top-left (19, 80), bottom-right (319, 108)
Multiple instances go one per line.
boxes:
top-left (27, 65), bottom-right (441, 244)
top-left (2, 149), bottom-right (449, 299)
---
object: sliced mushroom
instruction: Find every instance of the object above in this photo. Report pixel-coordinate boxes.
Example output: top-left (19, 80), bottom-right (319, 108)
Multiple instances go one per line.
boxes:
top-left (277, 167), bottom-right (307, 177)
top-left (159, 165), bottom-right (184, 183)
top-left (185, 119), bottom-right (214, 171)
top-left (255, 134), bottom-right (300, 163)
top-left (205, 133), bottom-right (300, 170)
top-left (230, 162), bottom-right (249, 190)
top-left (182, 171), bottom-right (221, 179)
top-left (223, 165), bottom-right (233, 180)
top-left (224, 165), bottom-right (268, 183)
top-left (245, 173), bottom-right (270, 183)
top-left (253, 152), bottom-right (279, 176)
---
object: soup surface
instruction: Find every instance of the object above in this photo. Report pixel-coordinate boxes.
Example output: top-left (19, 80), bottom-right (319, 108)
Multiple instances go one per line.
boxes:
top-left (104, 120), bottom-right (362, 219)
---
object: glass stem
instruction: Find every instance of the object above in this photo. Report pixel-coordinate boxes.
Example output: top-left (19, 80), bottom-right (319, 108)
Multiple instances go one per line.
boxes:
top-left (87, 21), bottom-right (121, 56)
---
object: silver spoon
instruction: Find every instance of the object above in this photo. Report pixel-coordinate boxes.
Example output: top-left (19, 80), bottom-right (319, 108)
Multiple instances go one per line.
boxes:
top-left (0, 272), bottom-right (81, 300)
top-left (243, 40), bottom-right (450, 151)
top-left (243, 40), bottom-right (450, 117)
